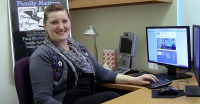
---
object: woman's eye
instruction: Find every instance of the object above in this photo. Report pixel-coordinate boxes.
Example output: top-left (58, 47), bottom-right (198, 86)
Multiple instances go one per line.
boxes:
top-left (51, 21), bottom-right (57, 24)
top-left (63, 20), bottom-right (68, 23)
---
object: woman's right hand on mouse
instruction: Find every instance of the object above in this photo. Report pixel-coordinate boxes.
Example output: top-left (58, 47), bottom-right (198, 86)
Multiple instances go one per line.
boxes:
top-left (134, 74), bottom-right (158, 85)
top-left (115, 74), bottom-right (158, 86)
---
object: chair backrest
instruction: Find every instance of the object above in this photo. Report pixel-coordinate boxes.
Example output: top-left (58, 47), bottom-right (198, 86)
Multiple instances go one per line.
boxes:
top-left (14, 57), bottom-right (33, 104)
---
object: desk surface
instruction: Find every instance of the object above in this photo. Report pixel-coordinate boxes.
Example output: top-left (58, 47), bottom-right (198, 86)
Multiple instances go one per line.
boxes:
top-left (97, 73), bottom-right (200, 104)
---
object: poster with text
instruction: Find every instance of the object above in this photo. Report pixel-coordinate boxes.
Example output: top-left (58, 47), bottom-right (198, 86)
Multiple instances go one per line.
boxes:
top-left (9, 0), bottom-right (68, 62)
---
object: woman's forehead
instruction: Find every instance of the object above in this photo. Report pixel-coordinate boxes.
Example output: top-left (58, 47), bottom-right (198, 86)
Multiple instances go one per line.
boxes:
top-left (47, 11), bottom-right (69, 20)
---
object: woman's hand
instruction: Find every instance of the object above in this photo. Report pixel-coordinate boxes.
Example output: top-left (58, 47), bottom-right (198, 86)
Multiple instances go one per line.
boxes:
top-left (133, 74), bottom-right (158, 85)
top-left (116, 74), bottom-right (158, 86)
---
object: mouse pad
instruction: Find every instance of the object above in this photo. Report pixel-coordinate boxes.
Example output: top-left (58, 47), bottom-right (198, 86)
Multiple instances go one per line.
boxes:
top-left (152, 90), bottom-right (185, 98)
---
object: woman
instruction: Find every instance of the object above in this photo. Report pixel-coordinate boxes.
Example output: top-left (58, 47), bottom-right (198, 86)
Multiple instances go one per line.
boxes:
top-left (29, 4), bottom-right (158, 104)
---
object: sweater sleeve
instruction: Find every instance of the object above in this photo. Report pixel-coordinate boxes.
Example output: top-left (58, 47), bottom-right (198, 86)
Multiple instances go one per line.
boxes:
top-left (29, 47), bottom-right (62, 104)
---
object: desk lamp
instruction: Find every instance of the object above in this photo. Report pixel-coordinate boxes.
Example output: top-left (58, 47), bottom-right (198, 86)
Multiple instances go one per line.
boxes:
top-left (83, 25), bottom-right (99, 61)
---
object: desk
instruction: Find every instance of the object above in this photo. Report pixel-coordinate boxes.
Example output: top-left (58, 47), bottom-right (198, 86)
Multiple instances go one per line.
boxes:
top-left (97, 73), bottom-right (200, 104)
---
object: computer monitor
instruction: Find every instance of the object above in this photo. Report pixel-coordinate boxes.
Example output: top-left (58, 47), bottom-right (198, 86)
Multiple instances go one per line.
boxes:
top-left (119, 36), bottom-right (137, 57)
top-left (185, 25), bottom-right (200, 97)
top-left (146, 26), bottom-right (192, 80)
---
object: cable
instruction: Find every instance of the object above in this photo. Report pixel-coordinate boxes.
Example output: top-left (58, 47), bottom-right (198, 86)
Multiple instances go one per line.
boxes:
top-left (176, 78), bottom-right (189, 91)
top-left (177, 68), bottom-right (189, 75)
top-left (162, 70), bottom-right (168, 74)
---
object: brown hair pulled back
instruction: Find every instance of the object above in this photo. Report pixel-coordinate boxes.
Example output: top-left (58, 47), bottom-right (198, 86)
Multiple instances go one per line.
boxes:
top-left (43, 4), bottom-right (69, 25)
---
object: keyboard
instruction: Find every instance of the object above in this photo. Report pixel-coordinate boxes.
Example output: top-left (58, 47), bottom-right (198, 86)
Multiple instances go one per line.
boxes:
top-left (114, 67), bottom-right (131, 74)
top-left (114, 67), bottom-right (139, 74)
top-left (131, 71), bottom-right (172, 89)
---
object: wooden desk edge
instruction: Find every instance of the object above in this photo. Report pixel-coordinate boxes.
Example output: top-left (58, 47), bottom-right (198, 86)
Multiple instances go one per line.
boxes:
top-left (96, 83), bottom-right (143, 91)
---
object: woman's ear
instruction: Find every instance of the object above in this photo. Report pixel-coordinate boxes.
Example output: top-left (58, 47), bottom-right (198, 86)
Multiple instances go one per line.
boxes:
top-left (43, 24), bottom-right (46, 30)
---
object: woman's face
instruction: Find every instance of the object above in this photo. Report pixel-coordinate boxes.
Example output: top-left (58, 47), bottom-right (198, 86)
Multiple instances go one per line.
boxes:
top-left (44, 10), bottom-right (71, 43)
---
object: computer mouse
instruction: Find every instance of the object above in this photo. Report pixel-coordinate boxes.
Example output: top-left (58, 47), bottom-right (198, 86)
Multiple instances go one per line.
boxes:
top-left (158, 87), bottom-right (179, 95)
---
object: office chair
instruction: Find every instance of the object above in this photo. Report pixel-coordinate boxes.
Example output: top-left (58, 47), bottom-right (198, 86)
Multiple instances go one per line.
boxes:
top-left (14, 57), bottom-right (33, 104)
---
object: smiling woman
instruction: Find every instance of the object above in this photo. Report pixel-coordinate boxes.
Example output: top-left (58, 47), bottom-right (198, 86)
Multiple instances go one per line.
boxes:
top-left (29, 4), bottom-right (120, 104)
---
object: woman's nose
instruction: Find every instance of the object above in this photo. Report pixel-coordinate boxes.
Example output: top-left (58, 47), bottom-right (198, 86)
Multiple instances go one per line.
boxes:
top-left (58, 23), bottom-right (64, 29)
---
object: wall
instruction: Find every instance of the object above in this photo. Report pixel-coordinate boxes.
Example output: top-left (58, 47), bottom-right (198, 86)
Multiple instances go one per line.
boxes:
top-left (0, 0), bottom-right (19, 104)
top-left (182, 0), bottom-right (200, 26)
top-left (70, 1), bottom-right (177, 72)
top-left (181, 0), bottom-right (200, 56)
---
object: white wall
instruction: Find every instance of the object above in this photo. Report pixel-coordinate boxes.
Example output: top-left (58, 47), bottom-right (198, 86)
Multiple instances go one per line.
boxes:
top-left (179, 0), bottom-right (200, 56)
top-left (178, 0), bottom-right (200, 35)
top-left (0, 0), bottom-right (19, 104)
top-left (181, 0), bottom-right (200, 26)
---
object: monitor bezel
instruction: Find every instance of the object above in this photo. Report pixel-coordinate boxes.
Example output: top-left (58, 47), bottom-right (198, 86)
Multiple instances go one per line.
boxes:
top-left (193, 25), bottom-right (200, 86)
top-left (185, 25), bottom-right (200, 97)
top-left (119, 36), bottom-right (136, 57)
top-left (146, 26), bottom-right (191, 70)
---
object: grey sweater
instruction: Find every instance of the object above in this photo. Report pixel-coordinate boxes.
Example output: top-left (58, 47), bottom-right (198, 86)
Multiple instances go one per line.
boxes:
top-left (29, 44), bottom-right (118, 104)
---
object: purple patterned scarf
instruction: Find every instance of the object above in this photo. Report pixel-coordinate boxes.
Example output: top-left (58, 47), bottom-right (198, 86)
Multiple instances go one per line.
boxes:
top-left (45, 37), bottom-right (95, 75)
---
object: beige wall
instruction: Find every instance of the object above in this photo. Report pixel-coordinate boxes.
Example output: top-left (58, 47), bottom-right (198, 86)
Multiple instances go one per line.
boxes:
top-left (0, 0), bottom-right (19, 104)
top-left (70, 1), bottom-right (177, 72)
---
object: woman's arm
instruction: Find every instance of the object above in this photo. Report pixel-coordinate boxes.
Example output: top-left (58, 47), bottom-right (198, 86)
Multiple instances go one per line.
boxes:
top-left (80, 43), bottom-right (158, 86)
top-left (29, 47), bottom-right (62, 104)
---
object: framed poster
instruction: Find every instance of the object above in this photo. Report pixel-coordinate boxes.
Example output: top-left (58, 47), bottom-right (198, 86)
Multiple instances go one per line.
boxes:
top-left (8, 0), bottom-right (69, 69)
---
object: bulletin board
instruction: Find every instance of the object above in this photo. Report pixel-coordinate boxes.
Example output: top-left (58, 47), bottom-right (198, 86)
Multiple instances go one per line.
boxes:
top-left (8, 0), bottom-right (69, 69)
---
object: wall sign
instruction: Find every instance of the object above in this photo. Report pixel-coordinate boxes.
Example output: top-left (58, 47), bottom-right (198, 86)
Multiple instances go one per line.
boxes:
top-left (8, 0), bottom-right (68, 69)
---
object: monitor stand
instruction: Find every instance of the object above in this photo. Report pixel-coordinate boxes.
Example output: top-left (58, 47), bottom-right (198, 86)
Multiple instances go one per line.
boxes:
top-left (164, 66), bottom-right (192, 80)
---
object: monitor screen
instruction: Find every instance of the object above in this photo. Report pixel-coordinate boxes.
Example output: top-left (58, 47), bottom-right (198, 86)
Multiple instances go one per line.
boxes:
top-left (146, 26), bottom-right (191, 79)
top-left (119, 36), bottom-right (137, 57)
